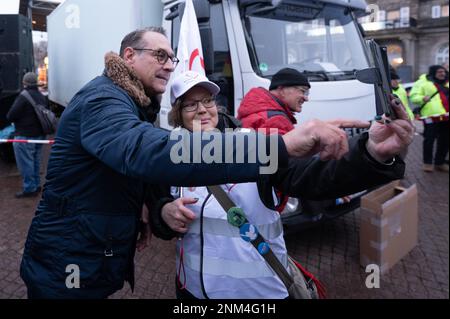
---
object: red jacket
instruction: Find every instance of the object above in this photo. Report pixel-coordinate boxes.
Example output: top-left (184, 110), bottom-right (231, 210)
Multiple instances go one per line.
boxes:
top-left (237, 87), bottom-right (297, 135)
top-left (238, 87), bottom-right (297, 212)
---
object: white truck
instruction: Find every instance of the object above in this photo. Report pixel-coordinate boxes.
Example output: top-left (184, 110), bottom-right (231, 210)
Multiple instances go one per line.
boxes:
top-left (47, 0), bottom-right (380, 232)
top-left (159, 0), bottom-right (377, 129)
top-left (161, 0), bottom-right (377, 232)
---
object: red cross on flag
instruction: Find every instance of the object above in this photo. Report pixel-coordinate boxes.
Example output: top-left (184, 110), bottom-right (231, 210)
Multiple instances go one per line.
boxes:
top-left (174, 0), bottom-right (205, 77)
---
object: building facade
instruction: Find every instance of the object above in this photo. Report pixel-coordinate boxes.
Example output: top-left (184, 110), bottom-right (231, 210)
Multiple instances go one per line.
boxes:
top-left (361, 0), bottom-right (449, 82)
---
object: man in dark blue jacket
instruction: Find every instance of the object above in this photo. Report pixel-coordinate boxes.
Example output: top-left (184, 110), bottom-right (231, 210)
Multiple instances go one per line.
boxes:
top-left (20, 27), bottom-right (414, 299)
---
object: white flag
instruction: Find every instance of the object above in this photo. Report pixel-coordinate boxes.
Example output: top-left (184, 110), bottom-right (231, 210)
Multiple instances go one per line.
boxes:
top-left (174, 0), bottom-right (205, 77)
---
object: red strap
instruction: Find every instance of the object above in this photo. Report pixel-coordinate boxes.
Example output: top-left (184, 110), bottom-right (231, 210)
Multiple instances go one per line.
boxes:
top-left (293, 259), bottom-right (327, 299)
top-left (176, 238), bottom-right (187, 290)
top-left (434, 83), bottom-right (449, 112)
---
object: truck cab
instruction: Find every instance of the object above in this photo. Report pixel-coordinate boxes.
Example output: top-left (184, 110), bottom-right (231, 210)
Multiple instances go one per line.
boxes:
top-left (161, 0), bottom-right (375, 232)
top-left (160, 0), bottom-right (375, 127)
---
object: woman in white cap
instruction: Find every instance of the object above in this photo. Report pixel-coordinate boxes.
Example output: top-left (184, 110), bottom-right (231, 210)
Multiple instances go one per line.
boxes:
top-left (149, 70), bottom-right (407, 299)
top-left (168, 70), bottom-right (239, 132)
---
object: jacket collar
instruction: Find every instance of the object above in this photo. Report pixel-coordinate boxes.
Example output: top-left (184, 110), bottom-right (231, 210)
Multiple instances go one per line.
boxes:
top-left (264, 89), bottom-right (297, 124)
top-left (104, 52), bottom-right (151, 108)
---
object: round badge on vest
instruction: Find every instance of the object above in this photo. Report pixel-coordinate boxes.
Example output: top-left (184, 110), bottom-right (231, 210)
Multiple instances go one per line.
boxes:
top-left (227, 207), bottom-right (246, 227)
top-left (257, 242), bottom-right (270, 255)
top-left (239, 223), bottom-right (258, 242)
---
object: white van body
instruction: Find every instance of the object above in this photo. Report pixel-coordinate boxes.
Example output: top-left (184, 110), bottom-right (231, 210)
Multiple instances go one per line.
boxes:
top-left (159, 0), bottom-right (376, 130)
top-left (47, 0), bottom-right (163, 107)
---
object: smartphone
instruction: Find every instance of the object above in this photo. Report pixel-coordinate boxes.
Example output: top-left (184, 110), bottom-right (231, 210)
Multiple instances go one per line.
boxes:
top-left (356, 40), bottom-right (397, 121)
top-left (368, 40), bottom-right (397, 120)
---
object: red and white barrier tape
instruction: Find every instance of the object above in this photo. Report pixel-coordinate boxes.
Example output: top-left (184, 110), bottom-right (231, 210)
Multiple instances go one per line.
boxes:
top-left (0, 139), bottom-right (54, 144)
top-left (419, 112), bottom-right (449, 123)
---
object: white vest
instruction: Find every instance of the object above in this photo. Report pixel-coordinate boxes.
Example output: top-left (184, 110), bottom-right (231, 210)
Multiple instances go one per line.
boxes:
top-left (176, 183), bottom-right (289, 299)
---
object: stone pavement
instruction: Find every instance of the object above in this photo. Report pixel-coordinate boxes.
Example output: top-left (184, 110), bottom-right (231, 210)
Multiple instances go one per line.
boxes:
top-left (0, 125), bottom-right (448, 299)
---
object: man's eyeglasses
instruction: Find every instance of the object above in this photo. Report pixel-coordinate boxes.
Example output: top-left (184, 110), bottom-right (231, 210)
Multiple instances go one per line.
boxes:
top-left (182, 96), bottom-right (216, 112)
top-left (133, 48), bottom-right (180, 66)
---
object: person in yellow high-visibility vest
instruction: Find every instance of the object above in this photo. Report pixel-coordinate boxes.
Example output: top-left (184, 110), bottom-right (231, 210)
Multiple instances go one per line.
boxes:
top-left (410, 65), bottom-right (449, 172)
top-left (390, 67), bottom-right (414, 121)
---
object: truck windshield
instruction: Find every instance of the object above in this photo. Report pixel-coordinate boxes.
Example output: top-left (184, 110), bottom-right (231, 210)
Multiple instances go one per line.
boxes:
top-left (242, 2), bottom-right (369, 81)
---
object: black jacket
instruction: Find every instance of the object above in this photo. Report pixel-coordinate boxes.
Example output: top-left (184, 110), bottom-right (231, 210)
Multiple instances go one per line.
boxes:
top-left (150, 128), bottom-right (405, 240)
top-left (259, 132), bottom-right (404, 208)
top-left (6, 87), bottom-right (46, 137)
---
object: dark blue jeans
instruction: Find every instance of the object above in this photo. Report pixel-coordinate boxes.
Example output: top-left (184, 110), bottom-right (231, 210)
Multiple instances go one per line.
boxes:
top-left (12, 136), bottom-right (44, 193)
top-left (423, 122), bottom-right (449, 165)
top-left (423, 121), bottom-right (449, 165)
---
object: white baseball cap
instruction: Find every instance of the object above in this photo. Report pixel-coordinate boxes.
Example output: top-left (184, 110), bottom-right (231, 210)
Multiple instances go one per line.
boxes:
top-left (170, 71), bottom-right (220, 104)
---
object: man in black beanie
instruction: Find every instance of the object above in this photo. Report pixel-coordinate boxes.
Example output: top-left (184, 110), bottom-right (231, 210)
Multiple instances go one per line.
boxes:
top-left (238, 68), bottom-right (310, 135)
top-left (237, 68), bottom-right (311, 212)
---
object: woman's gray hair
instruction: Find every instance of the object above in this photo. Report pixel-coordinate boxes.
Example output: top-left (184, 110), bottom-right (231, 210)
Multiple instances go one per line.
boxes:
top-left (168, 98), bottom-right (184, 128)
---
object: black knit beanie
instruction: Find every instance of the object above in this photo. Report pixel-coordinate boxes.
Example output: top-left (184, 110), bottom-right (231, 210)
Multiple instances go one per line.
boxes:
top-left (390, 66), bottom-right (400, 80)
top-left (269, 68), bottom-right (311, 90)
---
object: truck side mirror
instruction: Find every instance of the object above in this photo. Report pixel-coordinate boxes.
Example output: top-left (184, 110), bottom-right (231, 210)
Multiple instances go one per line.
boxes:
top-left (199, 26), bottom-right (214, 75)
top-left (355, 68), bottom-right (381, 85)
top-left (175, 0), bottom-right (211, 22)
top-left (193, 0), bottom-right (214, 74)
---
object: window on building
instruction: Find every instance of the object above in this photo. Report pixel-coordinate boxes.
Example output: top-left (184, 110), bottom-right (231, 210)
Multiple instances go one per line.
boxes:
top-left (432, 6), bottom-right (441, 18)
top-left (387, 10), bottom-right (399, 21)
top-left (400, 7), bottom-right (410, 20)
top-left (436, 43), bottom-right (449, 65)
top-left (387, 44), bottom-right (404, 67)
top-left (400, 7), bottom-right (410, 27)
top-left (442, 5), bottom-right (449, 17)
top-left (378, 10), bottom-right (386, 22)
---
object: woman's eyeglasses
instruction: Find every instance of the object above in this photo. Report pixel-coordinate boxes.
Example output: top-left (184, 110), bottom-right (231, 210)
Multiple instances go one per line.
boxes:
top-left (181, 96), bottom-right (216, 112)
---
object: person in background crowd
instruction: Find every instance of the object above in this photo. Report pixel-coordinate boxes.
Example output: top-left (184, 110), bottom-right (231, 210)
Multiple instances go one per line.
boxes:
top-left (6, 72), bottom-right (46, 198)
top-left (238, 68), bottom-right (310, 135)
top-left (390, 67), bottom-right (414, 121)
top-left (237, 68), bottom-right (311, 210)
top-left (410, 65), bottom-right (449, 172)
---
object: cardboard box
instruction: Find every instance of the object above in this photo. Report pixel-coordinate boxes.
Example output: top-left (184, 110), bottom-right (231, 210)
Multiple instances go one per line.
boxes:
top-left (360, 180), bottom-right (418, 273)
